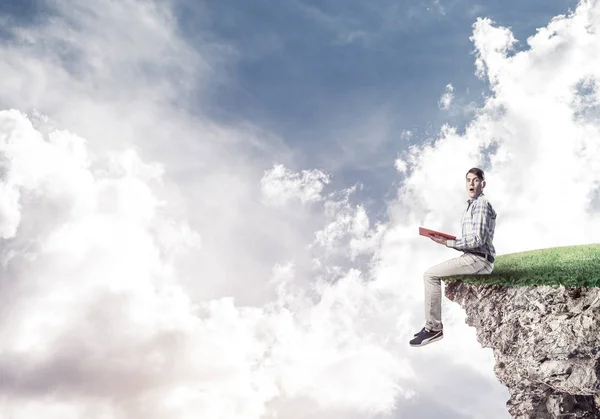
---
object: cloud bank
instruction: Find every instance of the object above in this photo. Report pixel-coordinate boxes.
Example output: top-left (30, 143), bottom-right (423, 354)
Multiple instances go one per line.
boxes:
top-left (1, 0), bottom-right (600, 418)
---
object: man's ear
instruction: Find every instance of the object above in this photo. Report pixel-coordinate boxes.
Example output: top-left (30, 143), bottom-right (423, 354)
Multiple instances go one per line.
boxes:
top-left (482, 180), bottom-right (486, 188)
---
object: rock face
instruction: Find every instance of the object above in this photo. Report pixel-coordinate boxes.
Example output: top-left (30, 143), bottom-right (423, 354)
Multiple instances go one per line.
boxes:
top-left (444, 281), bottom-right (600, 418)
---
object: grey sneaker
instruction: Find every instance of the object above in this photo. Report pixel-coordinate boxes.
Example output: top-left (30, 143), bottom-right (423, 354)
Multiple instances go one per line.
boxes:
top-left (413, 327), bottom-right (426, 337)
top-left (410, 328), bottom-right (443, 347)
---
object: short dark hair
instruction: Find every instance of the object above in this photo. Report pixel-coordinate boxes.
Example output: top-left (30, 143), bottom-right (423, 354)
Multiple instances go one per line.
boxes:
top-left (466, 167), bottom-right (485, 180)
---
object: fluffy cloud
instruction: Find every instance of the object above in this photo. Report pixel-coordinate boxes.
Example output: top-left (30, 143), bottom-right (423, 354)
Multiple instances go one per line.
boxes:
top-left (0, 108), bottom-right (416, 419)
top-left (438, 83), bottom-right (455, 110)
top-left (2, 0), bottom-right (600, 418)
top-left (0, 1), bottom-right (411, 418)
top-left (394, 157), bottom-right (408, 174)
top-left (260, 164), bottom-right (330, 206)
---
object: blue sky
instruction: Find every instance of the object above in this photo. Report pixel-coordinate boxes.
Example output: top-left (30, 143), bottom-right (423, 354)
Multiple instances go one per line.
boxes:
top-left (0, 0), bottom-right (580, 193)
top-left (172, 0), bottom-right (579, 215)
top-left (1, 1), bottom-right (599, 418)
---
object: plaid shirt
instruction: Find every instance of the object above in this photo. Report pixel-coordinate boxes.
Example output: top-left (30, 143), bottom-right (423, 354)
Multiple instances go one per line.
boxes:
top-left (446, 193), bottom-right (496, 257)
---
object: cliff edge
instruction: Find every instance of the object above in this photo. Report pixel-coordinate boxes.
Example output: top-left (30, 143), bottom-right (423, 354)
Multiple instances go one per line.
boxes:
top-left (445, 281), bottom-right (600, 418)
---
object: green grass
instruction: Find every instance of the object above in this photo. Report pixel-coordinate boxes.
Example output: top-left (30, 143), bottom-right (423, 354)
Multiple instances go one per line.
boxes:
top-left (443, 243), bottom-right (600, 287)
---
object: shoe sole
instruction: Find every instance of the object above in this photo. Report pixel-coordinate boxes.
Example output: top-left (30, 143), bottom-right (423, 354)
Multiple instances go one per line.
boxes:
top-left (410, 334), bottom-right (443, 347)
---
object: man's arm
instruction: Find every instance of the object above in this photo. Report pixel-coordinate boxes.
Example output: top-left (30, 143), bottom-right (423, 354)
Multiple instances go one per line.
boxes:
top-left (446, 200), bottom-right (492, 250)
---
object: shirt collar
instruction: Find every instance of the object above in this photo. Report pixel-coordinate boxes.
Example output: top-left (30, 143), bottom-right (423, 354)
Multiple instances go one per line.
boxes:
top-left (468, 192), bottom-right (485, 204)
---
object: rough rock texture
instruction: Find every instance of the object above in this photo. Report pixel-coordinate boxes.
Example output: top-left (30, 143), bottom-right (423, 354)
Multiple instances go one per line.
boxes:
top-left (445, 282), bottom-right (600, 419)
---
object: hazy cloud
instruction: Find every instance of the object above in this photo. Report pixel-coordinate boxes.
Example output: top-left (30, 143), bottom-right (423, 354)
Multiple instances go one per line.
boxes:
top-left (260, 164), bottom-right (330, 206)
top-left (439, 83), bottom-right (455, 109)
top-left (2, 0), bottom-right (600, 418)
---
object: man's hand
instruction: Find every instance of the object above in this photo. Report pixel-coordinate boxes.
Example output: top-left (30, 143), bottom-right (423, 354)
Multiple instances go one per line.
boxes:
top-left (429, 234), bottom-right (448, 246)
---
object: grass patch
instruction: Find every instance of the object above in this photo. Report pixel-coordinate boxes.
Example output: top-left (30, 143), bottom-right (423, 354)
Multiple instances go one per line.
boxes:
top-left (443, 243), bottom-right (600, 287)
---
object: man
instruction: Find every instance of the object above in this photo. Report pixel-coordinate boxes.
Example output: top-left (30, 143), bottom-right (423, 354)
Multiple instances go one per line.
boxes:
top-left (410, 167), bottom-right (497, 347)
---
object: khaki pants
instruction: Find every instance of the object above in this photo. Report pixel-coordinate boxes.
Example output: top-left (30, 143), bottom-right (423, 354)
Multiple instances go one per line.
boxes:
top-left (424, 253), bottom-right (493, 331)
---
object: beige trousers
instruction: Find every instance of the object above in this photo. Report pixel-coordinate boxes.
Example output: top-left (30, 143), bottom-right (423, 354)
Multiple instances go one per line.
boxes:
top-left (424, 253), bottom-right (493, 331)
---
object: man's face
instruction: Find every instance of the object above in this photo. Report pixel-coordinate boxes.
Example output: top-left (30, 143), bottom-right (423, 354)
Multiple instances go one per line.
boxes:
top-left (466, 173), bottom-right (484, 199)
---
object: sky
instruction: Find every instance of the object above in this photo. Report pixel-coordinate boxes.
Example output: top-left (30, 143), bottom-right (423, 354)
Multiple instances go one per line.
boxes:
top-left (0, 0), bottom-right (599, 418)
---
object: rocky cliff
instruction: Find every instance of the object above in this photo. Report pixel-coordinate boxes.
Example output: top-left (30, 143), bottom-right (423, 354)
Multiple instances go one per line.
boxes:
top-left (445, 281), bottom-right (600, 418)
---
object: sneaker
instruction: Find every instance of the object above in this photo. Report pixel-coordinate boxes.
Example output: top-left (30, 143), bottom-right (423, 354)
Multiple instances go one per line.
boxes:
top-left (410, 328), bottom-right (443, 347)
top-left (413, 326), bottom-right (443, 336)
top-left (413, 327), bottom-right (426, 337)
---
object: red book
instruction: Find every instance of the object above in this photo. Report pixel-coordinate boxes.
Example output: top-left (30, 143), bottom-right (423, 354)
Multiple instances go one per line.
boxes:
top-left (419, 227), bottom-right (456, 240)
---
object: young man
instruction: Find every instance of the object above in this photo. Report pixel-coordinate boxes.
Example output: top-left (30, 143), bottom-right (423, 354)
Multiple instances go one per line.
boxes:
top-left (410, 167), bottom-right (497, 347)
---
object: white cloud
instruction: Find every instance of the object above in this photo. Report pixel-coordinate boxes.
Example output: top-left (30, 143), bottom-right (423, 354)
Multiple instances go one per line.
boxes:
top-left (439, 83), bottom-right (455, 109)
top-left (260, 164), bottom-right (330, 206)
top-left (395, 158), bottom-right (408, 174)
top-left (432, 0), bottom-right (447, 16)
top-left (0, 1), bottom-right (414, 417)
top-left (401, 129), bottom-right (413, 141)
top-left (311, 191), bottom-right (387, 265)
top-left (0, 109), bottom-right (414, 419)
top-left (471, 17), bottom-right (517, 83)
top-left (3, 0), bottom-right (600, 418)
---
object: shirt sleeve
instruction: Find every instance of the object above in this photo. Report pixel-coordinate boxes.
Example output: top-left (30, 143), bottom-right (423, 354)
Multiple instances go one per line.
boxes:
top-left (446, 200), bottom-right (491, 250)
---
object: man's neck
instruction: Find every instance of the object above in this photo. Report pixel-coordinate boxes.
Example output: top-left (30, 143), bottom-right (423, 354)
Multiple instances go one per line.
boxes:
top-left (468, 192), bottom-right (484, 202)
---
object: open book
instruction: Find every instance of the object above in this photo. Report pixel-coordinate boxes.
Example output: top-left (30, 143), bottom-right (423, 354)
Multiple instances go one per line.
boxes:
top-left (419, 227), bottom-right (456, 240)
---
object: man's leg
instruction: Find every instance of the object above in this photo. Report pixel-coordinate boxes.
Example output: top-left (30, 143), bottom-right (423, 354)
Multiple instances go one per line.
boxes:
top-left (410, 254), bottom-right (492, 347)
top-left (424, 253), bottom-right (492, 332)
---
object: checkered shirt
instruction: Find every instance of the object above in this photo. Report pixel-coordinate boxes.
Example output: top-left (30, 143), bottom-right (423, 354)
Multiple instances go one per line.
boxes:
top-left (446, 193), bottom-right (496, 257)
